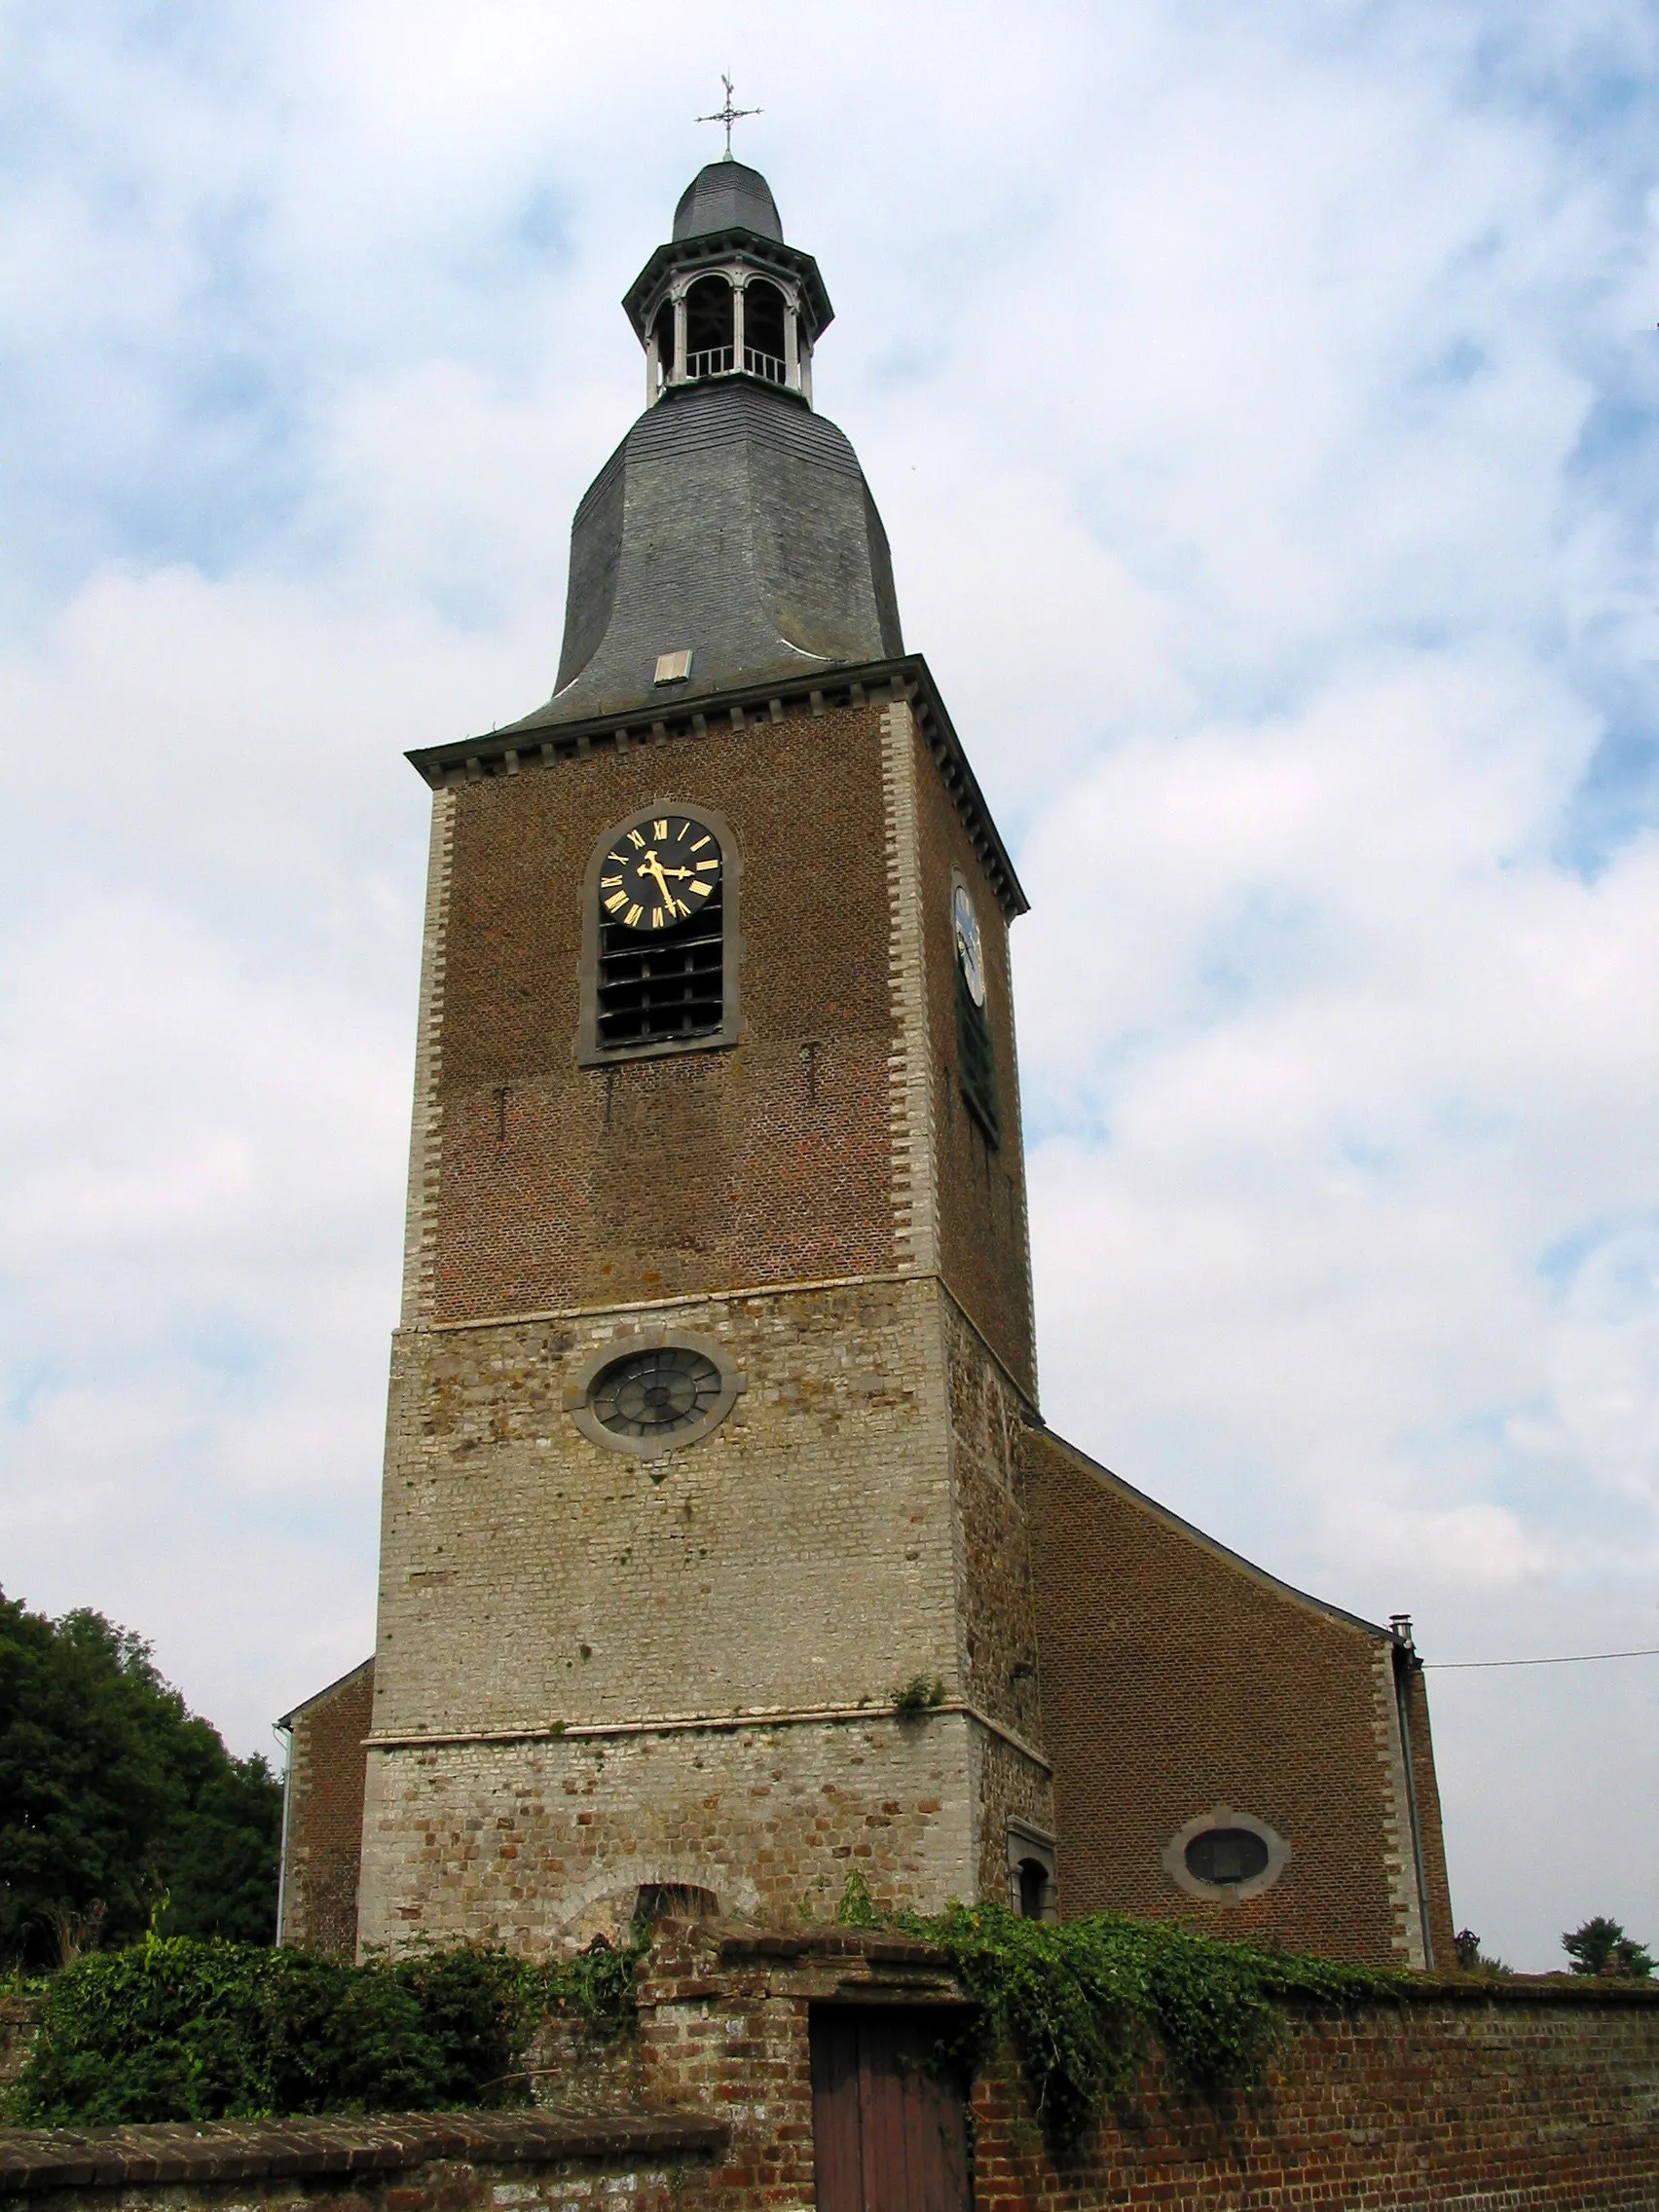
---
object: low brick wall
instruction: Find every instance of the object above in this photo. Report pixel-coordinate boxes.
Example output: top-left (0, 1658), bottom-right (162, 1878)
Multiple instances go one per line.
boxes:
top-left (973, 1980), bottom-right (1659, 2211)
top-left (0, 2111), bottom-right (728, 2212)
top-left (3, 1929), bottom-right (1655, 2212)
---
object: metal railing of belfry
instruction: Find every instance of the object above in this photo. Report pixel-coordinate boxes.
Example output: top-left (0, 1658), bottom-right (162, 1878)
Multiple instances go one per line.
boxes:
top-left (681, 346), bottom-right (790, 387)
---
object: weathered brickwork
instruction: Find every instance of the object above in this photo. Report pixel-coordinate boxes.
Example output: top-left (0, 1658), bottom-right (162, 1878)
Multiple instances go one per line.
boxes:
top-left (640, 1928), bottom-right (1659, 2212)
top-left (427, 702), bottom-right (901, 1324)
top-left (370, 1280), bottom-right (958, 1741)
top-left (970, 1983), bottom-right (1659, 2211)
top-left (942, 1301), bottom-right (1042, 1746)
top-left (339, 652), bottom-right (1455, 1977)
top-left (641, 1926), bottom-right (1659, 2212)
top-left (277, 1661), bottom-right (375, 1958)
top-left (1025, 1426), bottom-right (1455, 1968)
top-left (0, 2113), bottom-right (728, 2212)
top-left (357, 1717), bottom-right (977, 1955)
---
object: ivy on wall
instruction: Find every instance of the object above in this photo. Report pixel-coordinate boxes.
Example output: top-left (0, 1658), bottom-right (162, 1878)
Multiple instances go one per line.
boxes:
top-left (899, 1900), bottom-right (1403, 2157)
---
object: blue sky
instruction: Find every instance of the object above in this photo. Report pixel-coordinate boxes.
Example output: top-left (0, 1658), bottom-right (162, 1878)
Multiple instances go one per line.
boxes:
top-left (0, 0), bottom-right (1656, 1969)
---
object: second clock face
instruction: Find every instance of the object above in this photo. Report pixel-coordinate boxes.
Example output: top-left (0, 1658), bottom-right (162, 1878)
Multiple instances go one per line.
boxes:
top-left (953, 882), bottom-right (986, 1007)
top-left (599, 815), bottom-right (722, 931)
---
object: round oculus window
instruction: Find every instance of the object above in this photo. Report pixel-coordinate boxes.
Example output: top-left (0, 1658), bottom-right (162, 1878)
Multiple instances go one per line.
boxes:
top-left (1183, 1826), bottom-right (1271, 1887)
top-left (587, 1346), bottom-right (723, 1442)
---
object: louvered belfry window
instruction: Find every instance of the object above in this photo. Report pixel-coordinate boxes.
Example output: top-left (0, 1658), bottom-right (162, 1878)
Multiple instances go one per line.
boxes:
top-left (592, 811), bottom-right (727, 1051)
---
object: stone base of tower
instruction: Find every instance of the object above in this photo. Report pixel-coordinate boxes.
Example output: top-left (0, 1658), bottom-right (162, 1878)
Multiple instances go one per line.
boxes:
top-left (356, 1714), bottom-right (1012, 1955)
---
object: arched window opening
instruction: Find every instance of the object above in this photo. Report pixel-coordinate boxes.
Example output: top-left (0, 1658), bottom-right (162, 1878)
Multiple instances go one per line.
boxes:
top-left (651, 300), bottom-right (676, 389)
top-left (635, 1882), bottom-right (720, 1925)
top-left (684, 276), bottom-right (734, 381)
top-left (1016, 1858), bottom-right (1050, 1921)
top-left (585, 808), bottom-right (735, 1058)
top-left (744, 280), bottom-right (788, 385)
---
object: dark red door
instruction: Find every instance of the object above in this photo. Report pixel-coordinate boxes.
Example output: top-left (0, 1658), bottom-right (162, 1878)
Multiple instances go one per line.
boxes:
top-left (810, 2009), bottom-right (970, 2212)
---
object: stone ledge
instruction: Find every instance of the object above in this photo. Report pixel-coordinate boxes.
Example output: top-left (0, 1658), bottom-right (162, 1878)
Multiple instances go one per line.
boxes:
top-left (0, 2109), bottom-right (728, 2196)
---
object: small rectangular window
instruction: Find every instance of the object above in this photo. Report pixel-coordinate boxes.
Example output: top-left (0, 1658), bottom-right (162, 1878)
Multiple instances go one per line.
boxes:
top-left (653, 649), bottom-right (692, 684)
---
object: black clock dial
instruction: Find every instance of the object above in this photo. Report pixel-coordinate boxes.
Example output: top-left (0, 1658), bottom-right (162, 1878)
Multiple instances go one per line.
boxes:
top-left (598, 815), bottom-right (722, 932)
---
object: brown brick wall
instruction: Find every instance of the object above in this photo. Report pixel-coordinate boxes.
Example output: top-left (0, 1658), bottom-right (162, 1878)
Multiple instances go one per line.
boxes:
top-left (910, 715), bottom-right (1036, 1397)
top-left (430, 704), bottom-right (900, 1323)
top-left (971, 1987), bottom-right (1659, 2211)
top-left (278, 1660), bottom-right (375, 1958)
top-left (1024, 1427), bottom-right (1442, 1967)
top-left (641, 1927), bottom-right (1659, 2212)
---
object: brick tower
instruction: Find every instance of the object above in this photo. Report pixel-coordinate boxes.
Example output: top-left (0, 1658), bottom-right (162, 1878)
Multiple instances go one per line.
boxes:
top-left (353, 157), bottom-right (1054, 1953)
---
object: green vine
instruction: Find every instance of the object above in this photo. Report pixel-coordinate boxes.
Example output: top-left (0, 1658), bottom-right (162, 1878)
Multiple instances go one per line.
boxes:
top-left (891, 1676), bottom-right (946, 1717)
top-left (894, 1900), bottom-right (1404, 2158)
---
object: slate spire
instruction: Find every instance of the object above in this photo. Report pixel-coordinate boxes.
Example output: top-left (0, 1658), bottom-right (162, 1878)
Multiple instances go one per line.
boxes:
top-left (501, 164), bottom-right (903, 735)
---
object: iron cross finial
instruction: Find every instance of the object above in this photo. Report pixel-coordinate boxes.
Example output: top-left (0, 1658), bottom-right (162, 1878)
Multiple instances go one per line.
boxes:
top-left (697, 73), bottom-right (761, 160)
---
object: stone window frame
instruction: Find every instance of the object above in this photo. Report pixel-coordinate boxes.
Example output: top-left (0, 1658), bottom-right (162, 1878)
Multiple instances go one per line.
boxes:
top-left (1161, 1805), bottom-right (1291, 1903)
top-left (1006, 1817), bottom-right (1058, 1922)
top-left (565, 1327), bottom-right (745, 1463)
top-left (577, 801), bottom-right (743, 1067)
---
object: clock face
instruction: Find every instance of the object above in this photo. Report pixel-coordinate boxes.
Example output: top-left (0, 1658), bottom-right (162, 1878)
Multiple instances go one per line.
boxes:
top-left (953, 882), bottom-right (986, 1007)
top-left (599, 814), bottom-right (722, 932)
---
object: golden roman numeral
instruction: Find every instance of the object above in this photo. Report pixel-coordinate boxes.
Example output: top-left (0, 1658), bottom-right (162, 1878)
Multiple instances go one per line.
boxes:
top-left (624, 903), bottom-right (643, 925)
top-left (674, 821), bottom-right (690, 840)
top-left (689, 879), bottom-right (712, 898)
top-left (604, 892), bottom-right (627, 913)
top-left (652, 819), bottom-right (668, 841)
top-left (650, 906), bottom-right (664, 928)
top-left (696, 858), bottom-right (719, 871)
top-left (628, 829), bottom-right (646, 849)
top-left (600, 873), bottom-right (622, 888)
top-left (690, 835), bottom-right (711, 852)
top-left (608, 850), bottom-right (627, 868)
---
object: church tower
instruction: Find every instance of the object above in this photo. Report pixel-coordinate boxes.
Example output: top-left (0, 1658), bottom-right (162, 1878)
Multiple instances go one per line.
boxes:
top-left (354, 157), bottom-right (1054, 1952)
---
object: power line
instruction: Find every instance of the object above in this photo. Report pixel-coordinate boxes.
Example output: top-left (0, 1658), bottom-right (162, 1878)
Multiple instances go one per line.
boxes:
top-left (1425, 1646), bottom-right (1659, 1671)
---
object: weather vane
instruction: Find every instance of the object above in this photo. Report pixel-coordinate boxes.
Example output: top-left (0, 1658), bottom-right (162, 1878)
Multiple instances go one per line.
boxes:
top-left (697, 73), bottom-right (760, 159)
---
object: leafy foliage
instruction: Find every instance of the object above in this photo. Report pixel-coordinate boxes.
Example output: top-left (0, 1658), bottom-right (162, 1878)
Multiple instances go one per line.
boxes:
top-left (902, 1902), bottom-right (1402, 2158)
top-left (1453, 1928), bottom-right (1513, 1976)
top-left (9, 1931), bottom-right (645, 2125)
top-left (834, 1870), bottom-right (881, 1928)
top-left (1562, 1916), bottom-right (1653, 1979)
top-left (0, 1591), bottom-right (283, 1964)
top-left (891, 1676), bottom-right (946, 1716)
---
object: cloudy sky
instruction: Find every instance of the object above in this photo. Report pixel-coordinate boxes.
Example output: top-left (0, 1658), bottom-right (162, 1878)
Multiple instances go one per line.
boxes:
top-left (1, 0), bottom-right (1655, 1970)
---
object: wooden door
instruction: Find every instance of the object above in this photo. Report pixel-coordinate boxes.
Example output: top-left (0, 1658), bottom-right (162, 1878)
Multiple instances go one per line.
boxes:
top-left (810, 2009), bottom-right (970, 2212)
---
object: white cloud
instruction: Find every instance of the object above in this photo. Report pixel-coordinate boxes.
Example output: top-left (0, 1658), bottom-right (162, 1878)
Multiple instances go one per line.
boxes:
top-left (0, 0), bottom-right (1655, 1970)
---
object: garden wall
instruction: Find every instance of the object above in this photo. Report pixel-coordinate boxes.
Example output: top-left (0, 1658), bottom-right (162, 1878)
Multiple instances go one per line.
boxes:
top-left (3, 1925), bottom-right (1656, 2212)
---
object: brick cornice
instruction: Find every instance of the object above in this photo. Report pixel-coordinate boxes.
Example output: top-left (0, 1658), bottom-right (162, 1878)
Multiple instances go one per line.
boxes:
top-left (405, 654), bottom-right (1028, 923)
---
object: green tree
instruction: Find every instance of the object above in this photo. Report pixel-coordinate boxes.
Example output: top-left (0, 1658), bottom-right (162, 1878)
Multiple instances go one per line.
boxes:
top-left (0, 1590), bottom-right (283, 1965)
top-left (1562, 1916), bottom-right (1654, 1979)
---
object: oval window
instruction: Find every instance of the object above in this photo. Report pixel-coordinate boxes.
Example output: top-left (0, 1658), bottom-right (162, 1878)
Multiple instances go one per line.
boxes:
top-left (589, 1346), bottom-right (723, 1442)
top-left (1184, 1826), bottom-right (1271, 1886)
